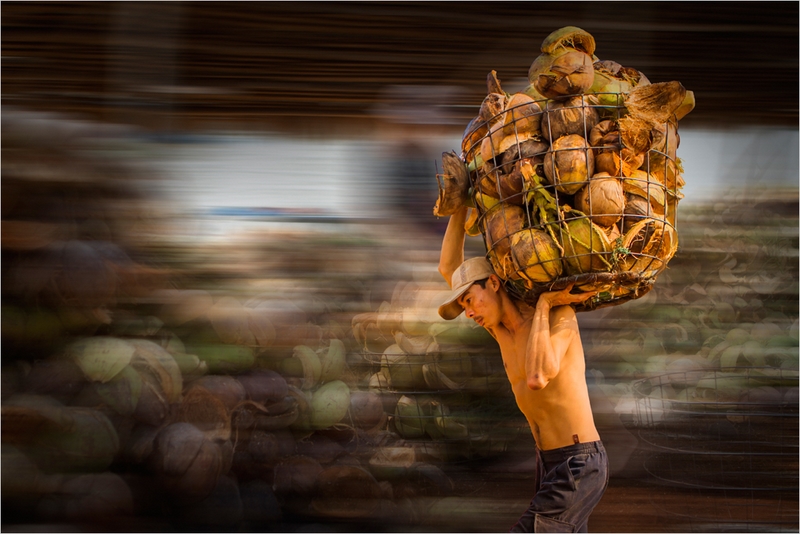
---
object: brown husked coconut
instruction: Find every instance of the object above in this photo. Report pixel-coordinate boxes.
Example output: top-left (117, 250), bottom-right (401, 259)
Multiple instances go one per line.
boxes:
top-left (501, 93), bottom-right (543, 138)
top-left (494, 161), bottom-right (529, 205)
top-left (620, 218), bottom-right (678, 274)
top-left (479, 93), bottom-right (507, 125)
top-left (622, 194), bottom-right (654, 235)
top-left (483, 203), bottom-right (527, 259)
top-left (499, 139), bottom-right (549, 175)
top-left (433, 151), bottom-right (470, 217)
top-left (150, 422), bottom-right (223, 504)
top-left (588, 119), bottom-right (646, 176)
top-left (348, 391), bottom-right (384, 429)
top-left (480, 122), bottom-right (504, 169)
top-left (461, 116), bottom-right (487, 162)
top-left (575, 173), bottom-right (625, 228)
top-left (558, 216), bottom-right (614, 275)
top-left (178, 386), bottom-right (231, 441)
top-left (624, 81), bottom-right (687, 124)
top-left (622, 170), bottom-right (666, 214)
top-left (507, 229), bottom-right (563, 284)
top-left (542, 95), bottom-right (600, 141)
top-left (189, 375), bottom-right (247, 412)
top-left (543, 134), bottom-right (595, 195)
top-left (237, 369), bottom-right (288, 405)
top-left (535, 50), bottom-right (596, 100)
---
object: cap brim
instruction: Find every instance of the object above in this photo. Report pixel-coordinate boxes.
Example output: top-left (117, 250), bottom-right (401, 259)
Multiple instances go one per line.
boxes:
top-left (437, 281), bottom-right (474, 320)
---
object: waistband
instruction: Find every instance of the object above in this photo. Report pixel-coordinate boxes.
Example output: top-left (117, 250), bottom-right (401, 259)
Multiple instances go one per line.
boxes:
top-left (538, 440), bottom-right (605, 464)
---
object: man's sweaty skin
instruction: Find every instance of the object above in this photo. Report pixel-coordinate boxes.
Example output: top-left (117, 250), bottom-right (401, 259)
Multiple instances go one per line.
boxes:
top-left (442, 206), bottom-right (599, 451)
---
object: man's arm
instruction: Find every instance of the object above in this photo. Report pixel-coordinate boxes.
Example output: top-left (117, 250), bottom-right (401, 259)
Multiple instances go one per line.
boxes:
top-left (525, 285), bottom-right (595, 390)
top-left (438, 206), bottom-right (468, 287)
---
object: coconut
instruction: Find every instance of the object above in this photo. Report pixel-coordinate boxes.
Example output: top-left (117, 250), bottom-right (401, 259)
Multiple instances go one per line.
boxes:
top-left (310, 380), bottom-right (351, 430)
top-left (540, 26), bottom-right (596, 56)
top-left (620, 218), bottom-right (678, 274)
top-left (189, 375), bottom-right (247, 412)
top-left (507, 229), bottom-right (563, 284)
top-left (499, 139), bottom-right (549, 175)
top-left (589, 120), bottom-right (644, 177)
top-left (238, 369), bottom-right (288, 406)
top-left (535, 50), bottom-right (595, 100)
top-left (393, 395), bottom-right (429, 439)
top-left (128, 339), bottom-right (183, 404)
top-left (381, 344), bottom-right (426, 391)
top-left (574, 173), bottom-right (625, 228)
top-left (624, 81), bottom-right (687, 124)
top-left (479, 93), bottom-right (507, 125)
top-left (493, 164), bottom-right (526, 205)
top-left (178, 386), bottom-right (231, 441)
top-left (207, 296), bottom-right (255, 345)
top-left (622, 170), bottom-right (666, 216)
top-left (541, 95), bottom-right (599, 141)
top-left (622, 194), bottom-right (653, 234)
top-left (500, 93), bottom-right (542, 138)
top-left (66, 336), bottom-right (135, 383)
top-left (461, 116), bottom-right (487, 162)
top-left (91, 364), bottom-right (143, 418)
top-left (559, 216), bottom-right (613, 275)
top-left (150, 422), bottom-right (223, 504)
top-left (483, 203), bottom-right (527, 259)
top-left (348, 391), bottom-right (384, 428)
top-left (188, 343), bottom-right (255, 375)
top-left (23, 358), bottom-right (87, 405)
top-left (433, 151), bottom-right (470, 217)
top-left (589, 60), bottom-right (650, 111)
top-left (368, 446), bottom-right (416, 480)
top-left (543, 134), bottom-right (595, 195)
top-left (464, 208), bottom-right (481, 237)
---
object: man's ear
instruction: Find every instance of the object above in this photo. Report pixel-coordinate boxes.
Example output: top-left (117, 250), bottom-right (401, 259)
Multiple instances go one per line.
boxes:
top-left (488, 274), bottom-right (502, 292)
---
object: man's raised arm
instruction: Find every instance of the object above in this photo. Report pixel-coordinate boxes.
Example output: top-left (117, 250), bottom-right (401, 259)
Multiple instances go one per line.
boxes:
top-left (525, 286), bottom-right (595, 390)
top-left (438, 206), bottom-right (468, 287)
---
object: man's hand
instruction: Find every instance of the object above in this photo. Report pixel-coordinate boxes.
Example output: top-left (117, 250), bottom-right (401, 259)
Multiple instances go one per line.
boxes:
top-left (538, 284), bottom-right (598, 308)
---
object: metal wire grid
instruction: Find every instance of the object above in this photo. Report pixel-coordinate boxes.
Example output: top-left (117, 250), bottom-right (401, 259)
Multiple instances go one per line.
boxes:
top-left (630, 368), bottom-right (799, 532)
top-left (462, 92), bottom-right (680, 311)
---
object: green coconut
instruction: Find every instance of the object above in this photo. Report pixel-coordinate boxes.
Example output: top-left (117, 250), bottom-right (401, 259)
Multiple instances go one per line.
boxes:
top-left (558, 216), bottom-right (613, 275)
top-left (310, 380), bottom-right (351, 430)
top-left (393, 395), bottom-right (431, 439)
top-left (381, 343), bottom-right (426, 390)
top-left (67, 336), bottom-right (135, 383)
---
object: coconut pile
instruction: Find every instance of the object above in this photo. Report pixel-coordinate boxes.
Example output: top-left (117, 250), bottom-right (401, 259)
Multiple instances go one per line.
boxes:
top-left (434, 26), bottom-right (695, 311)
top-left (351, 280), bottom-right (526, 461)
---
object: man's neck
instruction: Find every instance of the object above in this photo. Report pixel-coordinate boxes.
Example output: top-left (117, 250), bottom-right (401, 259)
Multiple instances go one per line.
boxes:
top-left (498, 293), bottom-right (528, 335)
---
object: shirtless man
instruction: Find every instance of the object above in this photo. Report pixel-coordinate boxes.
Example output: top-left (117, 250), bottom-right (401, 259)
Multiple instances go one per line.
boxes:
top-left (437, 206), bottom-right (608, 533)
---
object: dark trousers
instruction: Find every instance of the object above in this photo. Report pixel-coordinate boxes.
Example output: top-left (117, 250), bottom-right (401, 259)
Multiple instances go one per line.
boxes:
top-left (510, 441), bottom-right (609, 533)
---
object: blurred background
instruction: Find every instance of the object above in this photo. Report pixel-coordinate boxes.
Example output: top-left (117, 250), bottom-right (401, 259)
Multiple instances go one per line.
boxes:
top-left (2, 2), bottom-right (797, 532)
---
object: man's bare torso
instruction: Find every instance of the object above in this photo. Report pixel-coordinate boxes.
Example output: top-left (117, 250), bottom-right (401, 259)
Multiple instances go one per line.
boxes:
top-left (490, 303), bottom-right (600, 450)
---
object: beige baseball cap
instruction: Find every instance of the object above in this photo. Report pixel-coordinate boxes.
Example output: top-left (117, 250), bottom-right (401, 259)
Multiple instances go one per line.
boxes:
top-left (437, 257), bottom-right (495, 320)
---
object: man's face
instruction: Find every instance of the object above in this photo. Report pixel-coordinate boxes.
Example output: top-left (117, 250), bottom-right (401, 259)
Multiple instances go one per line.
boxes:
top-left (456, 277), bottom-right (502, 328)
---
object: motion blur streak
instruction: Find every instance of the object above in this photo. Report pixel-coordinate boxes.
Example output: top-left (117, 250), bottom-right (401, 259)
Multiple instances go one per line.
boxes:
top-left (2, 2), bottom-right (798, 533)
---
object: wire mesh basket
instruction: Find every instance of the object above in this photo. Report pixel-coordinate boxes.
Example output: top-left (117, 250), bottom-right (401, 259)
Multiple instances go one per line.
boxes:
top-left (630, 368), bottom-right (799, 532)
top-left (455, 90), bottom-right (683, 312)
